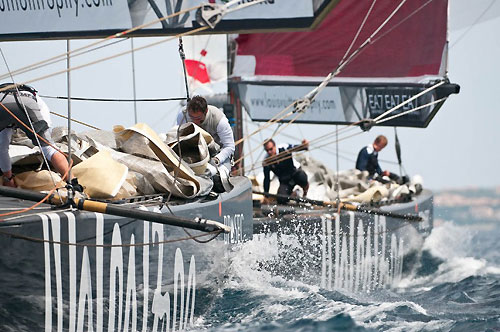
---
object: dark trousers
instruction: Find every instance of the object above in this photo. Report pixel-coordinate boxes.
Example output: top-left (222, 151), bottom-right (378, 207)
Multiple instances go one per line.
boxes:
top-left (277, 169), bottom-right (308, 204)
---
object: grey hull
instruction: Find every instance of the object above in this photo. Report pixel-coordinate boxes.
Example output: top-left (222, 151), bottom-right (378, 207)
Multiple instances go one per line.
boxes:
top-left (253, 190), bottom-right (433, 291)
top-left (0, 176), bottom-right (253, 331)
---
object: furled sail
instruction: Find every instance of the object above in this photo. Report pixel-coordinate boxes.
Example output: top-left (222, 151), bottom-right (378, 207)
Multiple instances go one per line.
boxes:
top-left (231, 0), bottom-right (460, 128)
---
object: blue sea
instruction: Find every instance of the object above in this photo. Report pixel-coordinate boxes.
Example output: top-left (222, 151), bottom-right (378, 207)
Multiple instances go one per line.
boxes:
top-left (190, 189), bottom-right (500, 332)
top-left (2, 189), bottom-right (499, 331)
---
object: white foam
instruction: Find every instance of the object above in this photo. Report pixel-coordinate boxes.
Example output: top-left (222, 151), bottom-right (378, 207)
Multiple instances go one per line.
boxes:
top-left (423, 221), bottom-right (472, 259)
top-left (216, 220), bottom-right (498, 332)
top-left (397, 222), bottom-right (500, 289)
top-left (226, 236), bottom-right (311, 300)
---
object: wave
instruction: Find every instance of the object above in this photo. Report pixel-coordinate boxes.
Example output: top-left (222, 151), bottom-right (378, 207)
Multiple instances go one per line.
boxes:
top-left (193, 220), bottom-right (500, 331)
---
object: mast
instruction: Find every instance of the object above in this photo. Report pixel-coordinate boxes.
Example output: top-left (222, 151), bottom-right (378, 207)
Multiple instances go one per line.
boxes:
top-left (66, 40), bottom-right (72, 183)
top-left (226, 35), bottom-right (244, 175)
top-left (131, 38), bottom-right (138, 123)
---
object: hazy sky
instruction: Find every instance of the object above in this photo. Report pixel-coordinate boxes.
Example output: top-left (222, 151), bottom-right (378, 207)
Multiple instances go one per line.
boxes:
top-left (0, 0), bottom-right (498, 190)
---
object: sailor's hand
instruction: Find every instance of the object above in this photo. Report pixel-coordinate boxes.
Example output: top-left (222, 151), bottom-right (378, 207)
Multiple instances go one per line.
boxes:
top-left (302, 139), bottom-right (309, 150)
top-left (206, 163), bottom-right (217, 176)
top-left (2, 175), bottom-right (15, 188)
top-left (382, 170), bottom-right (390, 177)
top-left (210, 156), bottom-right (220, 167)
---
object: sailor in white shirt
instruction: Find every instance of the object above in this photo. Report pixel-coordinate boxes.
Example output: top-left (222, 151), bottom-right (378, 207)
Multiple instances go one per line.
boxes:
top-left (176, 95), bottom-right (235, 177)
top-left (0, 84), bottom-right (70, 187)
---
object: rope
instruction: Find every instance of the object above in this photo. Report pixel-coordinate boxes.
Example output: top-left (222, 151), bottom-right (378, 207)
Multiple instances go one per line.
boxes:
top-left (0, 5), bottom-right (204, 82)
top-left (235, 103), bottom-right (295, 146)
top-left (1, 27), bottom-right (209, 93)
top-left (373, 81), bottom-right (445, 123)
top-left (0, 100), bottom-right (73, 217)
top-left (252, 90), bottom-right (445, 173)
top-left (50, 111), bottom-right (101, 130)
top-left (235, 109), bottom-right (305, 166)
top-left (257, 121), bottom-right (361, 169)
top-left (182, 227), bottom-right (222, 244)
top-left (239, 1), bottom-right (450, 177)
top-left (179, 36), bottom-right (191, 102)
top-left (0, 0), bottom-right (270, 90)
top-left (376, 97), bottom-right (446, 124)
top-left (248, 129), bottom-right (365, 173)
top-left (0, 1), bottom-right (266, 218)
top-left (302, 0), bottom-right (409, 107)
top-left (0, 185), bottom-right (66, 219)
top-left (0, 50), bottom-right (62, 192)
top-left (41, 95), bottom-right (188, 103)
top-left (339, 0), bottom-right (378, 67)
top-left (236, 0), bottom-right (408, 162)
top-left (0, 228), bottom-right (223, 247)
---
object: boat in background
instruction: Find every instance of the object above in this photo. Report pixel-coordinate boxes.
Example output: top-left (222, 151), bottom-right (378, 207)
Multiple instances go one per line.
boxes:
top-left (226, 0), bottom-right (459, 291)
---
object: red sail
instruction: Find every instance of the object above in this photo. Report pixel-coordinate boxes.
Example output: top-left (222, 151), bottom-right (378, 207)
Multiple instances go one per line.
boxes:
top-left (234, 0), bottom-right (448, 81)
top-left (231, 0), bottom-right (459, 128)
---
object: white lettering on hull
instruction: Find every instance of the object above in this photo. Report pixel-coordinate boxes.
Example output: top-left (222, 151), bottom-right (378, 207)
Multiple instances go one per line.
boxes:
top-left (43, 213), bottom-right (197, 331)
top-left (223, 213), bottom-right (244, 244)
top-left (320, 212), bottom-right (425, 291)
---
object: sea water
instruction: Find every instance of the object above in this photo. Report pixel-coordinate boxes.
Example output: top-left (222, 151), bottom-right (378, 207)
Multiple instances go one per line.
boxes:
top-left (190, 203), bottom-right (500, 331)
top-left (2, 195), bottom-right (499, 331)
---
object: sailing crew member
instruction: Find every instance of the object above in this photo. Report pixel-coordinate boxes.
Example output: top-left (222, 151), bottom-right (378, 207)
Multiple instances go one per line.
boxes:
top-left (176, 95), bottom-right (235, 176)
top-left (0, 83), bottom-right (70, 187)
top-left (355, 135), bottom-right (390, 178)
top-left (262, 138), bottom-right (309, 204)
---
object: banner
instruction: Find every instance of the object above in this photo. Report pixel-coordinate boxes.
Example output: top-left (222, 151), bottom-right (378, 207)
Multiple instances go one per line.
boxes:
top-left (233, 81), bottom-right (453, 128)
top-left (0, 0), bottom-right (333, 40)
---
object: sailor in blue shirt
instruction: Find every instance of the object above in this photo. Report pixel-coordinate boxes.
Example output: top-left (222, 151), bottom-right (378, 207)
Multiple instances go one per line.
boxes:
top-left (355, 135), bottom-right (390, 177)
top-left (262, 138), bottom-right (309, 204)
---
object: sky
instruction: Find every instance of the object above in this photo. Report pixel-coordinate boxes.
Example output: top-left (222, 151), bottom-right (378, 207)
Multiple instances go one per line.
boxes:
top-left (0, 0), bottom-right (498, 191)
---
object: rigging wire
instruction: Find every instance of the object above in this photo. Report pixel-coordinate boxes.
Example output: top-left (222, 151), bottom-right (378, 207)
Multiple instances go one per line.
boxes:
top-left (0, 49), bottom-right (59, 191)
top-left (339, 0), bottom-right (378, 65)
top-left (0, 0), bottom-right (270, 89)
top-left (0, 38), bottom-right (130, 82)
top-left (0, 4), bottom-right (204, 82)
top-left (49, 111), bottom-right (100, 130)
top-left (253, 94), bottom-right (445, 171)
top-left (237, 0), bottom-right (416, 169)
top-left (235, 108), bottom-right (305, 167)
top-left (40, 95), bottom-right (188, 103)
top-left (0, 228), bottom-right (222, 247)
top-left (0, 26), bottom-right (210, 95)
top-left (249, 89), bottom-right (446, 172)
top-left (0, 0), bottom-right (275, 220)
top-left (450, 0), bottom-right (497, 49)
